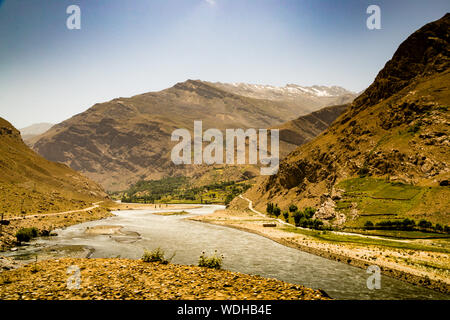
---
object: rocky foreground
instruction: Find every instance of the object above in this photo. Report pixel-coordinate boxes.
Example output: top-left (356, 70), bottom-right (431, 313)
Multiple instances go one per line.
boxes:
top-left (0, 258), bottom-right (330, 300)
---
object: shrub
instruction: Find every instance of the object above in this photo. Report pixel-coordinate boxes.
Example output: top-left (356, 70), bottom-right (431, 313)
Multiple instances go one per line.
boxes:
top-left (141, 248), bottom-right (174, 264)
top-left (283, 211), bottom-right (289, 221)
top-left (358, 166), bottom-right (370, 177)
top-left (15, 227), bottom-right (39, 243)
top-left (288, 204), bottom-right (298, 213)
top-left (198, 250), bottom-right (223, 269)
top-left (266, 203), bottom-right (273, 214)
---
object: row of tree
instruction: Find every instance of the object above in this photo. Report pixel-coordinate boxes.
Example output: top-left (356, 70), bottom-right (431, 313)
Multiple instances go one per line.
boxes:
top-left (364, 218), bottom-right (450, 234)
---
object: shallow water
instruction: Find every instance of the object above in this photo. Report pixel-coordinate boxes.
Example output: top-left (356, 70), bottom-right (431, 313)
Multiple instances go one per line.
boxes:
top-left (3, 205), bottom-right (449, 300)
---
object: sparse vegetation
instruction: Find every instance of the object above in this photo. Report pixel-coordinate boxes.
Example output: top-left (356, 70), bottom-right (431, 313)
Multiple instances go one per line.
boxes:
top-left (198, 250), bottom-right (223, 269)
top-left (141, 248), bottom-right (175, 264)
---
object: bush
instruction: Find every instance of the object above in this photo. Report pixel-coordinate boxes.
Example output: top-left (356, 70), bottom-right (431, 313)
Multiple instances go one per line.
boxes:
top-left (288, 204), bottom-right (298, 213)
top-left (15, 227), bottom-right (39, 243)
top-left (266, 203), bottom-right (273, 214)
top-left (198, 250), bottom-right (223, 269)
top-left (358, 166), bottom-right (370, 177)
top-left (142, 248), bottom-right (174, 264)
top-left (283, 211), bottom-right (289, 221)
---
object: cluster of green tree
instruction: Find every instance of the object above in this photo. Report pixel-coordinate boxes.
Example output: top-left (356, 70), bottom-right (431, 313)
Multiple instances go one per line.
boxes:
top-left (120, 176), bottom-right (251, 205)
top-left (266, 203), bottom-right (281, 216)
top-left (291, 207), bottom-right (325, 230)
top-left (121, 176), bottom-right (189, 203)
top-left (364, 218), bottom-right (450, 234)
top-left (267, 203), bottom-right (327, 230)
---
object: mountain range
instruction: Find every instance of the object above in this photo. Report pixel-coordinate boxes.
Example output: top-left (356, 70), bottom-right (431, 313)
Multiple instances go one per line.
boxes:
top-left (29, 81), bottom-right (355, 191)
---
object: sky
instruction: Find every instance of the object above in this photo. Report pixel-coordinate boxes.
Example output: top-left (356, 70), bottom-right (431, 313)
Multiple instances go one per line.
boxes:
top-left (0, 0), bottom-right (449, 128)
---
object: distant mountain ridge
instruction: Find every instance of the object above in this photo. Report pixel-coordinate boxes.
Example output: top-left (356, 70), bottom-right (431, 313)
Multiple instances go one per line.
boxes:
top-left (30, 80), bottom-right (355, 191)
top-left (209, 81), bottom-right (356, 115)
top-left (20, 122), bottom-right (54, 142)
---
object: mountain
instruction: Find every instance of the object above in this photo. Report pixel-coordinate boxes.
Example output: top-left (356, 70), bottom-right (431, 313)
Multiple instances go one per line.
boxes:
top-left (19, 123), bottom-right (54, 142)
top-left (0, 117), bottom-right (107, 216)
top-left (275, 104), bottom-right (349, 158)
top-left (208, 82), bottom-right (355, 115)
top-left (30, 80), bottom-right (355, 191)
top-left (245, 13), bottom-right (450, 228)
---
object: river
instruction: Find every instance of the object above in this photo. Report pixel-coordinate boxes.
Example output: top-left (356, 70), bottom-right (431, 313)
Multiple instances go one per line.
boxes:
top-left (2, 205), bottom-right (448, 300)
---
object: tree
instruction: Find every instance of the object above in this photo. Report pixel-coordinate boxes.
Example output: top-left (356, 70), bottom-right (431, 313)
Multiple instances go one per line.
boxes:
top-left (266, 203), bottom-right (273, 215)
top-left (418, 219), bottom-right (432, 230)
top-left (289, 204), bottom-right (298, 213)
top-left (303, 207), bottom-right (316, 219)
top-left (364, 221), bottom-right (374, 229)
top-left (224, 194), bottom-right (234, 206)
top-left (273, 206), bottom-right (281, 217)
top-left (283, 211), bottom-right (289, 221)
top-left (293, 211), bottom-right (302, 226)
top-left (312, 219), bottom-right (324, 230)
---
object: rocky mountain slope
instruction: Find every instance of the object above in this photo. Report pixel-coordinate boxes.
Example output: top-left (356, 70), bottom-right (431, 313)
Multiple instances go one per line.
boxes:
top-left (30, 80), bottom-right (354, 191)
top-left (276, 104), bottom-right (349, 157)
top-left (245, 13), bottom-right (450, 227)
top-left (0, 117), bottom-right (107, 216)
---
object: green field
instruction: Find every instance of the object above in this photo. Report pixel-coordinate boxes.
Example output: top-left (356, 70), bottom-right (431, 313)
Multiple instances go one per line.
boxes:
top-left (281, 226), bottom-right (450, 254)
top-left (335, 177), bottom-right (450, 231)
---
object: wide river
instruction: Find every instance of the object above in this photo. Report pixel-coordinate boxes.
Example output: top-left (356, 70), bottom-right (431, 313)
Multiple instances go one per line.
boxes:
top-left (4, 205), bottom-right (449, 300)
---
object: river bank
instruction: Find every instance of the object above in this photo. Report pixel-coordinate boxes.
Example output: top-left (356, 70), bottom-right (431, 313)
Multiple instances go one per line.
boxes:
top-left (0, 258), bottom-right (329, 300)
top-left (189, 201), bottom-right (450, 295)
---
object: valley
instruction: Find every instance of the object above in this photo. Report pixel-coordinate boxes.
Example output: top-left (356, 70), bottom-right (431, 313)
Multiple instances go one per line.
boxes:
top-left (1, 12), bottom-right (449, 301)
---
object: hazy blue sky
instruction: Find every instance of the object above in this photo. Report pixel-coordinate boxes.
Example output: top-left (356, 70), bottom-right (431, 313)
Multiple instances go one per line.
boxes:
top-left (0, 0), bottom-right (449, 128)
